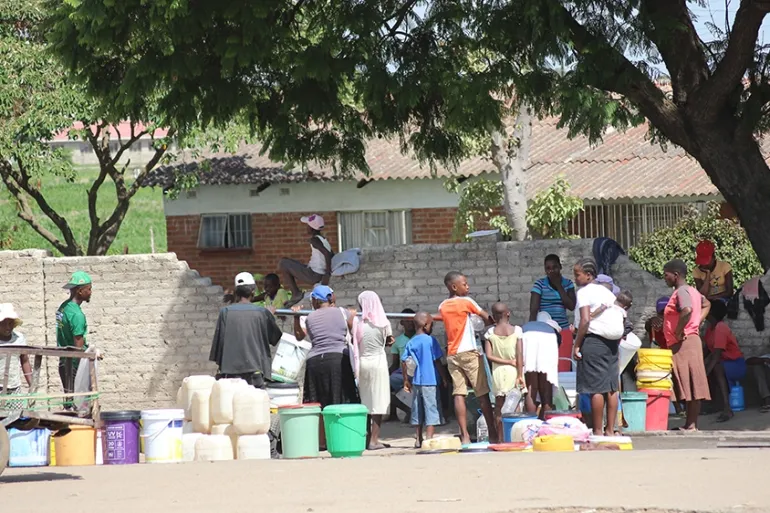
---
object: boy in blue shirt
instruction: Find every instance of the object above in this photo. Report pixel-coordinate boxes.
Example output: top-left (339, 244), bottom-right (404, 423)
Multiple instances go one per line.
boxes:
top-left (402, 312), bottom-right (448, 448)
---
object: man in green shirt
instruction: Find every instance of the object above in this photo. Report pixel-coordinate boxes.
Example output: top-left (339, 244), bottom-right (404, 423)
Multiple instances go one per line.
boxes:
top-left (56, 271), bottom-right (92, 395)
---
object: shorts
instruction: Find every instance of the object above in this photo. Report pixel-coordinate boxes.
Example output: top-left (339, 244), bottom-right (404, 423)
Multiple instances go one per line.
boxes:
top-left (279, 258), bottom-right (324, 285)
top-left (447, 351), bottom-right (490, 397)
top-left (410, 385), bottom-right (442, 426)
top-left (723, 357), bottom-right (747, 383)
top-left (390, 369), bottom-right (404, 391)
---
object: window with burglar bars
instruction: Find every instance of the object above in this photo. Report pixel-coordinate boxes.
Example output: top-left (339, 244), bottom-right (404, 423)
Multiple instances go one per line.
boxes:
top-left (566, 202), bottom-right (708, 250)
top-left (198, 213), bottom-right (252, 249)
top-left (338, 210), bottom-right (412, 251)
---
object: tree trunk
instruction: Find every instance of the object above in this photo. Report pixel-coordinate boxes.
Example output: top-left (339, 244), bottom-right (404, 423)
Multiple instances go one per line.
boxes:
top-left (690, 125), bottom-right (770, 270)
top-left (490, 105), bottom-right (532, 241)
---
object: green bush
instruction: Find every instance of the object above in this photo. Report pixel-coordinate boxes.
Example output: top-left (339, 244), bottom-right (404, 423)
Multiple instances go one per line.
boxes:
top-left (628, 203), bottom-right (763, 286)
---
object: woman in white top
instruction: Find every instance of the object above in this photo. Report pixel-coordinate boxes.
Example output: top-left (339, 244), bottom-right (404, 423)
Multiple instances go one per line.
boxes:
top-left (354, 291), bottom-right (393, 450)
top-left (279, 214), bottom-right (334, 306)
top-left (572, 258), bottom-right (625, 436)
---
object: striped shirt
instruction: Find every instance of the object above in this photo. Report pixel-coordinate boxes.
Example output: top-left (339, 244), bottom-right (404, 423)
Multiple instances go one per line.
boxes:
top-left (531, 277), bottom-right (575, 330)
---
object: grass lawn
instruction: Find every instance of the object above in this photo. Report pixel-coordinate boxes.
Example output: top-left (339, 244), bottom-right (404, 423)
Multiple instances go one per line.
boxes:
top-left (0, 166), bottom-right (167, 255)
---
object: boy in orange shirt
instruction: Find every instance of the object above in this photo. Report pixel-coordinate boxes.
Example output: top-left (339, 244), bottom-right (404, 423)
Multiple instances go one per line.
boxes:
top-left (438, 271), bottom-right (497, 444)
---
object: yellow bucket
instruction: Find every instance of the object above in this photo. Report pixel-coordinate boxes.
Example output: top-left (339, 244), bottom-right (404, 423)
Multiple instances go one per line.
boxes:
top-left (637, 349), bottom-right (673, 370)
top-left (533, 435), bottom-right (574, 452)
top-left (636, 378), bottom-right (673, 391)
top-left (53, 426), bottom-right (96, 466)
top-left (50, 437), bottom-right (56, 466)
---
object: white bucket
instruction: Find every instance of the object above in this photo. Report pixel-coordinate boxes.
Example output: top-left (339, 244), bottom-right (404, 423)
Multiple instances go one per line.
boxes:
top-left (271, 334), bottom-right (311, 383)
top-left (619, 333), bottom-right (642, 376)
top-left (141, 409), bottom-right (185, 464)
top-left (266, 383), bottom-right (301, 408)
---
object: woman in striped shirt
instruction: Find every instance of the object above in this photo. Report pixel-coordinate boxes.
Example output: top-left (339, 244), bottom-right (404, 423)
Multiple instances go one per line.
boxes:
top-left (529, 254), bottom-right (576, 330)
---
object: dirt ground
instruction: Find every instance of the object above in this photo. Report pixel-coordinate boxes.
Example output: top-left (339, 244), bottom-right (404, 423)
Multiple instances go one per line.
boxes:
top-left (2, 448), bottom-right (769, 512)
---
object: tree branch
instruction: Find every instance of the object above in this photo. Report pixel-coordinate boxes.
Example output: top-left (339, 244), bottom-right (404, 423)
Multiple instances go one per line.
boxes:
top-left (554, 3), bottom-right (692, 150)
top-left (638, 0), bottom-right (709, 103)
top-left (693, 1), bottom-right (770, 120)
top-left (0, 159), bottom-right (79, 255)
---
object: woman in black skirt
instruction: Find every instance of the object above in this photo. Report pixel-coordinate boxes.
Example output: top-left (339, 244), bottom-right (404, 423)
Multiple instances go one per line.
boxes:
top-left (572, 258), bottom-right (625, 435)
top-left (294, 284), bottom-right (358, 408)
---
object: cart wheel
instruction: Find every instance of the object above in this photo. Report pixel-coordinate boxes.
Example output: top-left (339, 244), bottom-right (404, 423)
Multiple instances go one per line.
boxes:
top-left (0, 424), bottom-right (9, 477)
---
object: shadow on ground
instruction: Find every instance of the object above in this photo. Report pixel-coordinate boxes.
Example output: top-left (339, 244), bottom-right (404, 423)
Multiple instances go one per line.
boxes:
top-left (0, 471), bottom-right (82, 484)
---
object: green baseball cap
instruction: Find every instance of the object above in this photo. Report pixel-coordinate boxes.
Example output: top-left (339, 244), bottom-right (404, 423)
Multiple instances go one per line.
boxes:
top-left (63, 271), bottom-right (92, 290)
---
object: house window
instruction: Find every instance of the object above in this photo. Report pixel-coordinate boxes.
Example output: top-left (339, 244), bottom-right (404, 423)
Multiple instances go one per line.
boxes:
top-left (198, 214), bottom-right (252, 249)
top-left (338, 210), bottom-right (412, 251)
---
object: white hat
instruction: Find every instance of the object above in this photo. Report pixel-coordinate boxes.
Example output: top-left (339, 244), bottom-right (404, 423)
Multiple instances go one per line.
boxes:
top-left (0, 303), bottom-right (22, 327)
top-left (536, 311), bottom-right (561, 333)
top-left (234, 272), bottom-right (256, 287)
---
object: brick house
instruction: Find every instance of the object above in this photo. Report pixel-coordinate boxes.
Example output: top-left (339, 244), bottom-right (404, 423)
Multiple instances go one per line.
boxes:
top-left (143, 119), bottom-right (724, 287)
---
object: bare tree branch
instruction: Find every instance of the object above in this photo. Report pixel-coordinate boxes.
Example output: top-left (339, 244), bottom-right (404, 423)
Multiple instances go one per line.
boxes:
top-left (693, 1), bottom-right (770, 120)
top-left (639, 0), bottom-right (709, 103)
top-left (553, 2), bottom-right (692, 151)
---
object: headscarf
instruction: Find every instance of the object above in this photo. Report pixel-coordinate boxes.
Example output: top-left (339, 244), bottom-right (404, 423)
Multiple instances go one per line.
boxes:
top-left (354, 291), bottom-right (391, 350)
top-left (656, 296), bottom-right (670, 315)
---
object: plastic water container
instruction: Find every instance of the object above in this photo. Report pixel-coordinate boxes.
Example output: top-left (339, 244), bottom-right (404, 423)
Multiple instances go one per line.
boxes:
top-left (211, 424), bottom-right (230, 436)
top-left (476, 410), bottom-right (489, 443)
top-left (639, 388), bottom-right (671, 431)
top-left (9, 428), bottom-right (50, 467)
top-left (618, 333), bottom-right (642, 376)
top-left (266, 382), bottom-right (301, 408)
top-left (180, 375), bottom-right (216, 420)
top-left (224, 424), bottom-right (239, 455)
top-left (271, 333), bottom-right (312, 383)
top-left (729, 382), bottom-right (745, 412)
top-left (501, 414), bottom-right (538, 443)
top-left (211, 378), bottom-right (248, 424)
top-left (54, 425), bottom-right (96, 466)
top-left (100, 410), bottom-right (141, 465)
top-left (233, 387), bottom-right (270, 435)
top-left (620, 391), bottom-right (648, 432)
top-left (237, 434), bottom-right (271, 460)
top-left (191, 390), bottom-right (212, 434)
top-left (182, 433), bottom-right (205, 462)
top-left (194, 435), bottom-right (234, 462)
top-left (279, 404), bottom-right (322, 459)
top-left (141, 409), bottom-right (185, 463)
top-left (322, 404), bottom-right (369, 458)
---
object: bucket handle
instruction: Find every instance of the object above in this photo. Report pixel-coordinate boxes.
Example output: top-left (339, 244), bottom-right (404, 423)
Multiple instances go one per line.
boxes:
top-left (139, 419), bottom-right (177, 442)
top-left (635, 372), bottom-right (672, 385)
top-left (326, 414), bottom-right (367, 437)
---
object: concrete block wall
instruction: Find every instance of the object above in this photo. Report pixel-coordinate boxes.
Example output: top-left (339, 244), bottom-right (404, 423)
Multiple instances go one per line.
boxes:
top-left (331, 239), bottom-right (770, 356)
top-left (0, 250), bottom-right (223, 411)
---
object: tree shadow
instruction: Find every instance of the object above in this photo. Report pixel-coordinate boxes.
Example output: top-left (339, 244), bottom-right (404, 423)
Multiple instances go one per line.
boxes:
top-left (0, 471), bottom-right (83, 484)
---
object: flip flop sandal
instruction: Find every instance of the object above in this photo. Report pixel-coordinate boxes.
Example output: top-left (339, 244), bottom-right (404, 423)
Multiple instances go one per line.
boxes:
top-left (716, 413), bottom-right (734, 423)
top-left (760, 405), bottom-right (770, 413)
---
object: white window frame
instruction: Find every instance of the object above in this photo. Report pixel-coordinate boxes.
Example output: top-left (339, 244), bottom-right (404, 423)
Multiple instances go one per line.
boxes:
top-left (337, 210), bottom-right (412, 251)
top-left (197, 213), bottom-right (252, 249)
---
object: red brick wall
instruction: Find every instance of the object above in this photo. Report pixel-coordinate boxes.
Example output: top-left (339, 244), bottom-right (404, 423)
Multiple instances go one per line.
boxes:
top-left (411, 207), bottom-right (457, 244)
top-left (167, 211), bottom-right (339, 288)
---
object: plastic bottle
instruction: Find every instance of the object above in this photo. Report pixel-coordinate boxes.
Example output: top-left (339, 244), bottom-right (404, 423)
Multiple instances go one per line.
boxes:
top-left (476, 413), bottom-right (489, 443)
top-left (729, 382), bottom-right (745, 412)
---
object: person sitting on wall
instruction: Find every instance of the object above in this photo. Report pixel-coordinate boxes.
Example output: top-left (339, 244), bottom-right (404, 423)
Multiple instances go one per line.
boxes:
top-left (279, 214), bottom-right (334, 307)
top-left (693, 240), bottom-right (734, 303)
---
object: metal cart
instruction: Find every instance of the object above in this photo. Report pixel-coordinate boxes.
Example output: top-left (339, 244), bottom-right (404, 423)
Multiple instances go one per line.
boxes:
top-left (0, 346), bottom-right (100, 476)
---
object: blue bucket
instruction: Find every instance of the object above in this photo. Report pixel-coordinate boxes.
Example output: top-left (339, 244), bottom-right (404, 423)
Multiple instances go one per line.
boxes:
top-left (501, 414), bottom-right (538, 443)
top-left (620, 392), bottom-right (648, 432)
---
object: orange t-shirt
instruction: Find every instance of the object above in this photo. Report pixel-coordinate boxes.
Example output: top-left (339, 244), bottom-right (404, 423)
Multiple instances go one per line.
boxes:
top-left (704, 322), bottom-right (743, 361)
top-left (439, 296), bottom-right (483, 356)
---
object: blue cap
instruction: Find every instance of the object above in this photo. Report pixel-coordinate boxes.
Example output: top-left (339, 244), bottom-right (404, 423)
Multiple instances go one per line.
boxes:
top-left (311, 284), bottom-right (334, 302)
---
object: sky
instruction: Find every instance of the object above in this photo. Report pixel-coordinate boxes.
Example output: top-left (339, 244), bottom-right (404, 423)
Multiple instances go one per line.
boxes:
top-left (690, 1), bottom-right (770, 44)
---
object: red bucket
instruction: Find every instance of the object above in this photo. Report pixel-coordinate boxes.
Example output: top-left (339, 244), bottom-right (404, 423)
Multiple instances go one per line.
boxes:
top-left (558, 329), bottom-right (574, 372)
top-left (639, 388), bottom-right (671, 431)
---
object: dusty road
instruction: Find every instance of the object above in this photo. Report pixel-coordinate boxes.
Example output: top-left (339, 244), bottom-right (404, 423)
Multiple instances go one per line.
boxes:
top-left (1, 448), bottom-right (768, 512)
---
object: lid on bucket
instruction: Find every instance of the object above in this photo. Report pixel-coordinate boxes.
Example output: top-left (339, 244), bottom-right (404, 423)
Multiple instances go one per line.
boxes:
top-left (278, 402), bottom-right (321, 410)
top-left (322, 404), bottom-right (369, 415)
top-left (140, 409), bottom-right (185, 420)
top-left (502, 413), bottom-right (537, 420)
top-left (267, 381), bottom-right (300, 389)
top-left (101, 410), bottom-right (141, 421)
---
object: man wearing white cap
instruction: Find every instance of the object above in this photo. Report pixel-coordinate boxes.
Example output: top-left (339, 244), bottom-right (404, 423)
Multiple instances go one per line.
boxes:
top-left (278, 214), bottom-right (334, 307)
top-left (209, 272), bottom-right (283, 388)
top-left (0, 304), bottom-right (32, 411)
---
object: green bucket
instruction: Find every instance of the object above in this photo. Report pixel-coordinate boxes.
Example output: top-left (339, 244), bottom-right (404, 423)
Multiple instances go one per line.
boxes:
top-left (322, 404), bottom-right (369, 458)
top-left (279, 404), bottom-right (322, 459)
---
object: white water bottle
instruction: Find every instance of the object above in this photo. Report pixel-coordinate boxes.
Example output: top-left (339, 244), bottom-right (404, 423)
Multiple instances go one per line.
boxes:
top-left (476, 414), bottom-right (489, 443)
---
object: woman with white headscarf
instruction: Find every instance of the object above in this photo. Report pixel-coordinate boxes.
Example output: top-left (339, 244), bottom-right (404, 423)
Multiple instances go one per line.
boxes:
top-left (354, 291), bottom-right (394, 450)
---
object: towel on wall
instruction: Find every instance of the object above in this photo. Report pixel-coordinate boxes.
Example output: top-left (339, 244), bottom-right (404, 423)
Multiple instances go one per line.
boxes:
top-left (331, 248), bottom-right (362, 276)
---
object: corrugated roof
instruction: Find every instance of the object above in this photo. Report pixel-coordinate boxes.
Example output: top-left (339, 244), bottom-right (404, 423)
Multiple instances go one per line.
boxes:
top-left (142, 118), bottom-right (722, 201)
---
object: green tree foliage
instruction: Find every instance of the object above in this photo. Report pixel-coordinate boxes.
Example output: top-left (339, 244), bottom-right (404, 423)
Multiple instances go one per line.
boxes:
top-left (629, 204), bottom-right (763, 286)
top-left (447, 175), bottom-right (582, 240)
top-left (526, 177), bottom-right (583, 239)
top-left (46, 0), bottom-right (770, 266)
